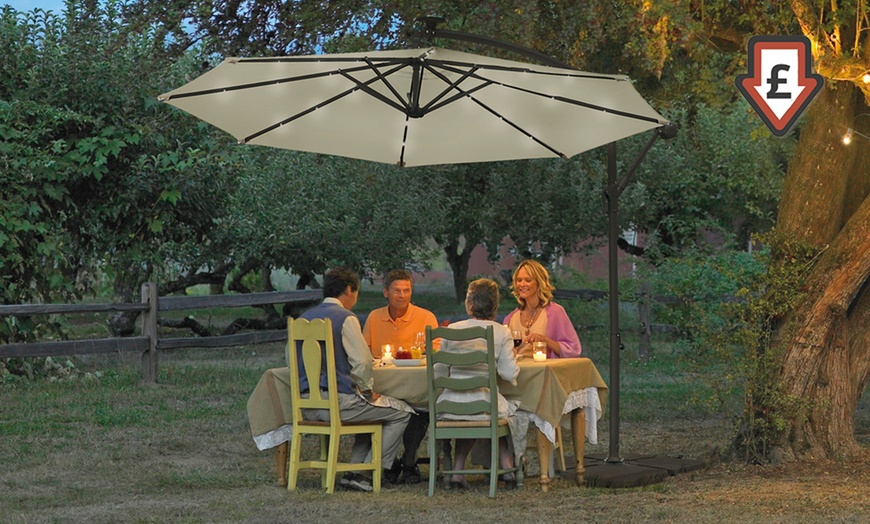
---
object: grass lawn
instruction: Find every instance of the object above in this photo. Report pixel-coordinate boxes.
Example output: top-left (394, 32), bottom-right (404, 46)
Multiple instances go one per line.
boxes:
top-left (3, 291), bottom-right (870, 523)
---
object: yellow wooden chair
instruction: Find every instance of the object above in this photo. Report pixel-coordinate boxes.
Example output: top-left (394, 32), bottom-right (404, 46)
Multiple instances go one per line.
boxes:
top-left (425, 324), bottom-right (523, 498)
top-left (286, 317), bottom-right (383, 493)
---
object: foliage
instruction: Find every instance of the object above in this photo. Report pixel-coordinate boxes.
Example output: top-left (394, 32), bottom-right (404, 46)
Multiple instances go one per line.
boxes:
top-left (0, 356), bottom-right (103, 384)
top-left (637, 229), bottom-right (828, 462)
top-left (624, 101), bottom-right (793, 263)
top-left (657, 231), bottom-right (821, 463)
top-left (1, 4), bottom-right (228, 336)
top-left (645, 250), bottom-right (766, 345)
top-left (1, 2), bottom-right (458, 356)
top-left (486, 157), bottom-right (605, 262)
top-left (728, 231), bottom-right (822, 463)
top-left (223, 150), bottom-right (442, 280)
top-left (622, 250), bottom-right (760, 414)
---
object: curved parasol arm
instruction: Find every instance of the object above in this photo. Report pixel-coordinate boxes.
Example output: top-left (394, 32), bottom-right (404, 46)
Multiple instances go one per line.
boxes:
top-left (407, 16), bottom-right (577, 70)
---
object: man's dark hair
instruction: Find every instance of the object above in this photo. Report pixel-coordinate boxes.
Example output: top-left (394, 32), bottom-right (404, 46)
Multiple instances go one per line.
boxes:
top-left (323, 267), bottom-right (360, 299)
top-left (383, 269), bottom-right (413, 290)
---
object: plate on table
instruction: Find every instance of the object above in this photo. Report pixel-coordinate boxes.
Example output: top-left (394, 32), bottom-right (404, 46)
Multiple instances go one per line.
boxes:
top-left (393, 358), bottom-right (425, 367)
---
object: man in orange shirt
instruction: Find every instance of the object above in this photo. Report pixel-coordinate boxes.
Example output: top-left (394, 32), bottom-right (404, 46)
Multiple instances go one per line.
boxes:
top-left (363, 269), bottom-right (440, 484)
top-left (363, 270), bottom-right (440, 357)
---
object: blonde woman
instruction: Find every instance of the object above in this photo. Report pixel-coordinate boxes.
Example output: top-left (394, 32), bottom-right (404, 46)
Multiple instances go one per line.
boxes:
top-left (504, 259), bottom-right (582, 359)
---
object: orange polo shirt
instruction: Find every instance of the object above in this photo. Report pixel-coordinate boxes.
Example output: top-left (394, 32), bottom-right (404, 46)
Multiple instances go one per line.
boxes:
top-left (362, 303), bottom-right (440, 357)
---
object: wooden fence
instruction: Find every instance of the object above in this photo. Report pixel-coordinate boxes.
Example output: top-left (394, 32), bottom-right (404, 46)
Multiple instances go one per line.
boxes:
top-left (0, 283), bottom-right (320, 383)
top-left (553, 284), bottom-right (686, 361)
top-left (2, 282), bottom-right (710, 382)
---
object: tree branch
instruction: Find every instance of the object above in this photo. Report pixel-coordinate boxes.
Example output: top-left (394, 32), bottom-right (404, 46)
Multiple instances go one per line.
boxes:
top-left (158, 316), bottom-right (214, 337)
top-left (617, 236), bottom-right (646, 257)
top-left (157, 263), bottom-right (233, 297)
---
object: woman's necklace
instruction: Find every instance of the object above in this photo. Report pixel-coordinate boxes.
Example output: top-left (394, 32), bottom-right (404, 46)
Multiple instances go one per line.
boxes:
top-left (522, 305), bottom-right (541, 335)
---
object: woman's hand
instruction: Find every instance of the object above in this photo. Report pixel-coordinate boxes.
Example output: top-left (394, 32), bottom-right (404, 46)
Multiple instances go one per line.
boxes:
top-left (525, 333), bottom-right (559, 356)
top-left (525, 332), bottom-right (546, 344)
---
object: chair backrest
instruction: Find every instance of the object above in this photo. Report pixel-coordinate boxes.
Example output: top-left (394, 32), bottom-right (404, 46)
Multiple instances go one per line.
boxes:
top-left (287, 317), bottom-right (340, 426)
top-left (425, 324), bottom-right (499, 422)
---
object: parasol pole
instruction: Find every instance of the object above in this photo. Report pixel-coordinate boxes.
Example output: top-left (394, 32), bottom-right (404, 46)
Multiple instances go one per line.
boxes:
top-left (605, 142), bottom-right (623, 463)
top-left (410, 15), bottom-right (682, 484)
top-left (602, 125), bottom-right (675, 463)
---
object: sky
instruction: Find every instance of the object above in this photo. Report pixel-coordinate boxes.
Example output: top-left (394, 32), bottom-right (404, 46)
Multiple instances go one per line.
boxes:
top-left (3, 0), bottom-right (67, 14)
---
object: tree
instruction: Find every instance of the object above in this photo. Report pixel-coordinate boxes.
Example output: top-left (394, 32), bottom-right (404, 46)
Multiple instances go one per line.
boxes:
top-left (640, 0), bottom-right (870, 461)
top-left (223, 149), bottom-right (441, 284)
top-left (764, 84), bottom-right (870, 460)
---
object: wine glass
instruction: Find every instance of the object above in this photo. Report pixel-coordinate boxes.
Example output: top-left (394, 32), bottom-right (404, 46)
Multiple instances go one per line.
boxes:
top-left (415, 332), bottom-right (426, 353)
top-left (511, 329), bottom-right (523, 351)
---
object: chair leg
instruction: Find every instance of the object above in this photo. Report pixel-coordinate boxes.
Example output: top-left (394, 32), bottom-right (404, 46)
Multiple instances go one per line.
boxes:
top-left (571, 409), bottom-right (587, 486)
top-left (442, 439), bottom-right (453, 470)
top-left (554, 427), bottom-right (567, 472)
top-left (325, 434), bottom-right (340, 493)
top-left (371, 429), bottom-right (382, 493)
top-left (428, 434), bottom-right (438, 497)
top-left (517, 454), bottom-right (525, 488)
top-left (276, 442), bottom-right (289, 487)
top-left (288, 434), bottom-right (303, 491)
top-left (489, 435), bottom-right (499, 498)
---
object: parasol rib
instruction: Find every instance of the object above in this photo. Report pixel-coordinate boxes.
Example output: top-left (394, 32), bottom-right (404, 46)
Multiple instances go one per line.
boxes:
top-left (243, 64), bottom-right (411, 143)
top-left (432, 61), bottom-right (664, 126)
top-left (158, 62), bottom-right (389, 101)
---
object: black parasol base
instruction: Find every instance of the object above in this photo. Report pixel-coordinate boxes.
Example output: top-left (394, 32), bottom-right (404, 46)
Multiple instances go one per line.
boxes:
top-left (555, 453), bottom-right (706, 488)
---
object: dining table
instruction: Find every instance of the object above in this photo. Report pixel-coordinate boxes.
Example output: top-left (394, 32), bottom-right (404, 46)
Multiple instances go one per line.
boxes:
top-left (247, 356), bottom-right (608, 488)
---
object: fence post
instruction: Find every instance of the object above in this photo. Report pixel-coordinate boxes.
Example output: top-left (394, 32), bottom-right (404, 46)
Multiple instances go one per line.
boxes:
top-left (141, 282), bottom-right (159, 383)
top-left (638, 281), bottom-right (652, 362)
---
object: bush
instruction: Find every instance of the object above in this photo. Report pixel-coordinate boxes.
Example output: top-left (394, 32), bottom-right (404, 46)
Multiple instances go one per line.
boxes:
top-left (644, 250), bottom-right (766, 351)
top-left (1, 356), bottom-right (102, 384)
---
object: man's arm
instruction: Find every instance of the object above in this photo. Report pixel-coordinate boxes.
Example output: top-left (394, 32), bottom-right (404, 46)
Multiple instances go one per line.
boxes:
top-left (361, 314), bottom-right (373, 350)
top-left (341, 315), bottom-right (374, 392)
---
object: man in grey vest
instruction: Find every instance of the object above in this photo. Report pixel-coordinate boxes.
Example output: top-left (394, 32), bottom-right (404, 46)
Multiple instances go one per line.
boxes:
top-left (298, 267), bottom-right (411, 491)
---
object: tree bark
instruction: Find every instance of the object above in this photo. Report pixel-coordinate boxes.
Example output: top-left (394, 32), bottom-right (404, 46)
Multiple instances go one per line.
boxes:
top-left (769, 83), bottom-right (870, 460)
top-left (444, 238), bottom-right (472, 302)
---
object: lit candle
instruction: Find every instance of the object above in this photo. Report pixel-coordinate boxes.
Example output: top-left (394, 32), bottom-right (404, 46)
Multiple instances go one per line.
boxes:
top-left (533, 350), bottom-right (547, 362)
top-left (382, 344), bottom-right (394, 365)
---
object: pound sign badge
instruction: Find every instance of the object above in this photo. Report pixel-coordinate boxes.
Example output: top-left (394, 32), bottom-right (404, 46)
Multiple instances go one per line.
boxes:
top-left (766, 64), bottom-right (791, 99)
top-left (735, 36), bottom-right (823, 137)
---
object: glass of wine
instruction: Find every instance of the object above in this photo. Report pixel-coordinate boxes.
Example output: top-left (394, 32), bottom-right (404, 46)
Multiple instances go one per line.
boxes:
top-left (511, 329), bottom-right (523, 351)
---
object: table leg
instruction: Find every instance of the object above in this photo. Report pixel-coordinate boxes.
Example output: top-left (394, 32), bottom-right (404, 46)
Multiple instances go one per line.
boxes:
top-left (536, 428), bottom-right (551, 492)
top-left (276, 442), bottom-right (288, 487)
top-left (571, 409), bottom-right (586, 486)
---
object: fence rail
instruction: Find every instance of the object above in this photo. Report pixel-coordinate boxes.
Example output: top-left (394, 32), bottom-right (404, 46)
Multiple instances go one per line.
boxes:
top-left (1, 283), bottom-right (321, 382)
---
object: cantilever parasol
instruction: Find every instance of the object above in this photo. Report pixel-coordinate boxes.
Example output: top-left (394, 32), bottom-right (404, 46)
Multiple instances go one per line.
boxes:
top-left (158, 47), bottom-right (667, 167)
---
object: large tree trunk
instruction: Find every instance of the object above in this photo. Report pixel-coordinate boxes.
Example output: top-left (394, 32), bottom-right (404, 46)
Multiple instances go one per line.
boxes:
top-left (443, 238), bottom-right (472, 302)
top-left (767, 83), bottom-right (870, 461)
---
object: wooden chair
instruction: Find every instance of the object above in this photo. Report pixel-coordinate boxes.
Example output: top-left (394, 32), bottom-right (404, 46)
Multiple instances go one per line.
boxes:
top-left (286, 317), bottom-right (383, 493)
top-left (425, 324), bottom-right (523, 498)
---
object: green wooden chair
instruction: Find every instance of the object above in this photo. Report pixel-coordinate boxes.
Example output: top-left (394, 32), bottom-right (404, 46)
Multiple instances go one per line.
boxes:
top-left (425, 324), bottom-right (523, 497)
top-left (286, 317), bottom-right (383, 493)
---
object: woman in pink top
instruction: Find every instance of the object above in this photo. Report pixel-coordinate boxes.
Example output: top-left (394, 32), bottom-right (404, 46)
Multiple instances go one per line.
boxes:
top-left (503, 259), bottom-right (582, 359)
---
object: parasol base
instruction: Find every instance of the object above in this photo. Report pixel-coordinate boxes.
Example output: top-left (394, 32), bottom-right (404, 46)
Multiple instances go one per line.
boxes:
top-left (556, 453), bottom-right (706, 488)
